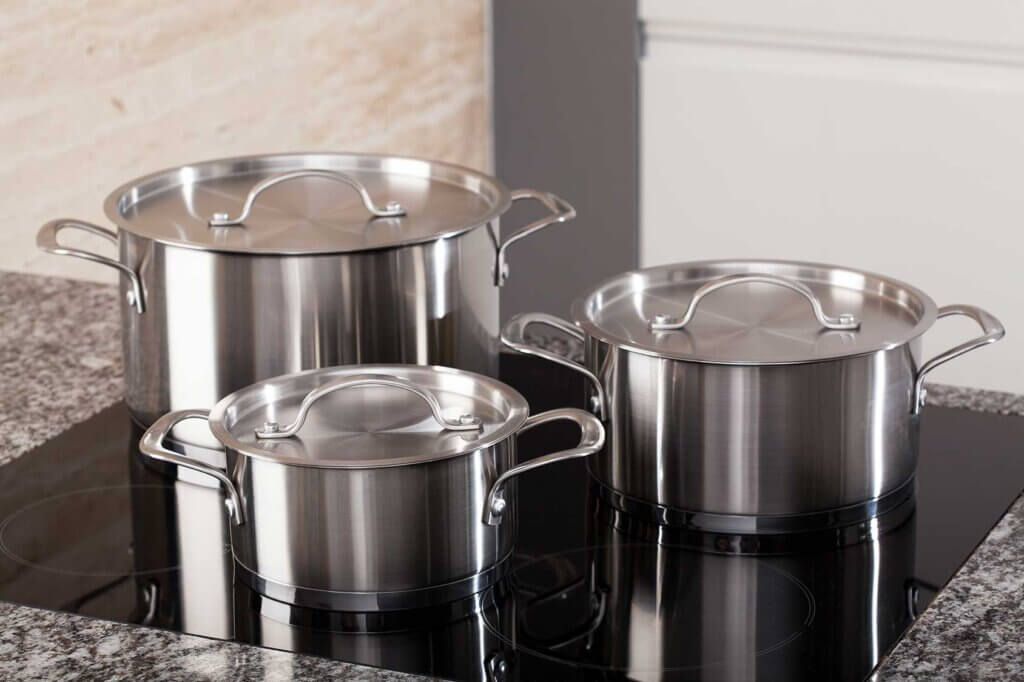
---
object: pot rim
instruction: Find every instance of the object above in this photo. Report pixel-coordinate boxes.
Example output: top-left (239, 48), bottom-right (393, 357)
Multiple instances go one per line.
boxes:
top-left (569, 258), bottom-right (940, 366)
top-left (102, 151), bottom-right (513, 256)
top-left (206, 364), bottom-right (531, 469)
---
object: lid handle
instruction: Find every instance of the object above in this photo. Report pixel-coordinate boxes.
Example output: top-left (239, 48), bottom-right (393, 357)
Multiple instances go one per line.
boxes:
top-left (649, 273), bottom-right (861, 332)
top-left (253, 374), bottom-right (482, 439)
top-left (208, 170), bottom-right (407, 227)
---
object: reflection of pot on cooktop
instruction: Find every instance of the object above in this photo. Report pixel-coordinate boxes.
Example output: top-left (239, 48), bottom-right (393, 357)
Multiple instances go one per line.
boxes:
top-left (483, 496), bottom-right (918, 681)
top-left (233, 579), bottom-right (512, 682)
top-left (128, 420), bottom-right (234, 639)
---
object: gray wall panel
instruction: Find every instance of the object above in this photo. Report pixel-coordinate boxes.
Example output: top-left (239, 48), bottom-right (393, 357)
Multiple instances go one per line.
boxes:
top-left (493, 0), bottom-right (639, 322)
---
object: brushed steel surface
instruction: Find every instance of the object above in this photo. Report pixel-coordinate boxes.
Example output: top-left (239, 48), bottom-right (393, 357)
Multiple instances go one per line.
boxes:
top-left (230, 447), bottom-right (516, 595)
top-left (104, 152), bottom-right (511, 254)
top-left (571, 259), bottom-right (938, 363)
top-left (121, 225), bottom-right (499, 446)
top-left (210, 365), bottom-right (527, 466)
top-left (587, 339), bottom-right (923, 515)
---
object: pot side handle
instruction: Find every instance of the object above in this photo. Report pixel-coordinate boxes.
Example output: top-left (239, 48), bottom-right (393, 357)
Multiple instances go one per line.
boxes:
top-left (494, 190), bottom-right (576, 286)
top-left (501, 313), bottom-right (606, 419)
top-left (484, 407), bottom-right (605, 526)
top-left (139, 409), bottom-right (245, 525)
top-left (36, 219), bottom-right (145, 313)
top-left (913, 304), bottom-right (1005, 415)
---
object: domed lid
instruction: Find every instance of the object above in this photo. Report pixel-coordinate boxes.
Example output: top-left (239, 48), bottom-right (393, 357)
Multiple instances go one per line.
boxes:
top-left (571, 260), bottom-right (938, 365)
top-left (103, 153), bottom-right (510, 255)
top-left (208, 365), bottom-right (528, 468)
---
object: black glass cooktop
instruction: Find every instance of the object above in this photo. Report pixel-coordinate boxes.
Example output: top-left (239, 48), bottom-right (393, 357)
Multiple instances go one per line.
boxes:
top-left (1, 354), bottom-right (1023, 681)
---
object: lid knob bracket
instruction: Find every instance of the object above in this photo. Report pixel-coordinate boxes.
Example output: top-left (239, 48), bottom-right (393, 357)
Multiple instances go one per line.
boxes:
top-left (649, 273), bottom-right (861, 332)
top-left (253, 374), bottom-right (482, 439)
top-left (208, 169), bottom-right (406, 227)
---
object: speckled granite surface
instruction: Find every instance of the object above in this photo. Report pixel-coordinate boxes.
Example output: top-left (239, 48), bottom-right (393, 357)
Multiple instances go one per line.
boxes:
top-left (0, 271), bottom-right (123, 465)
top-left (0, 602), bottom-right (427, 681)
top-left (0, 271), bottom-right (1021, 680)
top-left (877, 494), bottom-right (1024, 680)
top-left (0, 271), bottom-right (419, 680)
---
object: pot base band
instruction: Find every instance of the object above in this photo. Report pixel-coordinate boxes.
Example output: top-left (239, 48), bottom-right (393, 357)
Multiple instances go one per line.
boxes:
top-left (233, 555), bottom-right (512, 613)
top-left (594, 476), bottom-right (916, 553)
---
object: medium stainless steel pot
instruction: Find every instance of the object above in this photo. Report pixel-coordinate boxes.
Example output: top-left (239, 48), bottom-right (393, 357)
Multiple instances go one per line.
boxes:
top-left (38, 153), bottom-right (575, 446)
top-left (502, 260), bottom-right (1004, 532)
top-left (138, 365), bottom-right (604, 611)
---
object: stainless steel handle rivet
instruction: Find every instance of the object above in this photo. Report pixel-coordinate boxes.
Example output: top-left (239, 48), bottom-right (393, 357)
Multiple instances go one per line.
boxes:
top-left (650, 273), bottom-right (861, 332)
top-left (209, 169), bottom-right (407, 227)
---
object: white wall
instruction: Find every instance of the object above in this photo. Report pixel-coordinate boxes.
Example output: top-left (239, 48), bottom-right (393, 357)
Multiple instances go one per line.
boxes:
top-left (640, 0), bottom-right (1024, 393)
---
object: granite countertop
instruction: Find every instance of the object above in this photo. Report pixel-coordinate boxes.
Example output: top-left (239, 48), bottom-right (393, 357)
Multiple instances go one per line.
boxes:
top-left (1, 270), bottom-right (1022, 680)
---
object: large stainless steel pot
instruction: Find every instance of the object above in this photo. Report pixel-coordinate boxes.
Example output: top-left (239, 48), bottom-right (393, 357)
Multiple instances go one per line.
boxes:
top-left (138, 365), bottom-right (604, 611)
top-left (38, 153), bottom-right (575, 446)
top-left (502, 260), bottom-right (1004, 532)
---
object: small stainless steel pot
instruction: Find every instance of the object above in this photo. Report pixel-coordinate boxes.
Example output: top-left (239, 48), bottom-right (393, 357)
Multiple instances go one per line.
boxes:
top-left (502, 260), bottom-right (1004, 532)
top-left (38, 153), bottom-right (575, 446)
top-left (139, 365), bottom-right (604, 611)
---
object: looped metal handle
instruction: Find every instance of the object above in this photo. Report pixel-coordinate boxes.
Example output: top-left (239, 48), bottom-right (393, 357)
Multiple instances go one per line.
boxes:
top-left (495, 189), bottom-right (576, 286)
top-left (254, 374), bottom-right (482, 439)
top-left (649, 273), bottom-right (861, 332)
top-left (36, 219), bottom-right (145, 313)
top-left (208, 170), bottom-right (407, 227)
top-left (139, 410), bottom-right (244, 525)
top-left (913, 304), bottom-right (1004, 415)
top-left (500, 313), bottom-right (606, 419)
top-left (485, 407), bottom-right (605, 526)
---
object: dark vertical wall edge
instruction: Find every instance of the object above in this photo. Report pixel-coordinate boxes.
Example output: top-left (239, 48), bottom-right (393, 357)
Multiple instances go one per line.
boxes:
top-left (493, 0), bottom-right (639, 322)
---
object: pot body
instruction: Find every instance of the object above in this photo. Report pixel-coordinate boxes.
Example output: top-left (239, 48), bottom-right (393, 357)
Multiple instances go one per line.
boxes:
top-left (586, 336), bottom-right (922, 518)
top-left (120, 225), bottom-right (499, 444)
top-left (225, 438), bottom-right (516, 611)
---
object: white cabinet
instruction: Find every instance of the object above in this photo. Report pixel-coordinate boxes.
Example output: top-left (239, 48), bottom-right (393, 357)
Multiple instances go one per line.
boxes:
top-left (640, 0), bottom-right (1024, 393)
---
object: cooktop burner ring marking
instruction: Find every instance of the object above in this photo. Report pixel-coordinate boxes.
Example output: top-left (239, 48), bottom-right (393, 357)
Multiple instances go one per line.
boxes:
top-left (481, 542), bottom-right (818, 674)
top-left (0, 483), bottom-right (222, 578)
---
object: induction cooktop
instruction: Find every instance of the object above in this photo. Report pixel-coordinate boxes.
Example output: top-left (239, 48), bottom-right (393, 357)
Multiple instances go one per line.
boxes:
top-left (1, 354), bottom-right (1022, 681)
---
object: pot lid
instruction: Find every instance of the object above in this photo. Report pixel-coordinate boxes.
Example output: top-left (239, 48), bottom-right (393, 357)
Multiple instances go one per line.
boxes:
top-left (571, 260), bottom-right (938, 365)
top-left (208, 365), bottom-right (529, 468)
top-left (103, 153), bottom-right (510, 255)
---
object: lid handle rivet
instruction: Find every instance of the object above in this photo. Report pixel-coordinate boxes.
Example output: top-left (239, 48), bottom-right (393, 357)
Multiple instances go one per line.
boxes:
top-left (652, 313), bottom-right (679, 328)
top-left (211, 212), bottom-right (229, 223)
top-left (261, 421), bottom-right (280, 434)
top-left (458, 413), bottom-right (481, 426)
